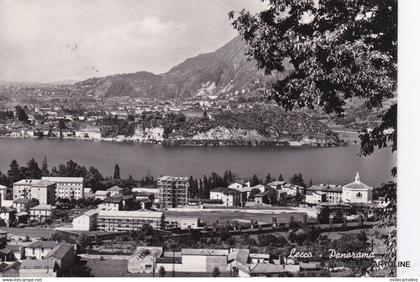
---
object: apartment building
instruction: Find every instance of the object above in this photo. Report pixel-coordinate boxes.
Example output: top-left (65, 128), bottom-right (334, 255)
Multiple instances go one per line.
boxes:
top-left (41, 177), bottom-right (84, 199)
top-left (97, 210), bottom-right (163, 231)
top-left (158, 176), bottom-right (189, 209)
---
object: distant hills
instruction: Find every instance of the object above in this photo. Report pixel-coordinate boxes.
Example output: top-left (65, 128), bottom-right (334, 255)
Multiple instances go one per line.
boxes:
top-left (74, 36), bottom-right (286, 99)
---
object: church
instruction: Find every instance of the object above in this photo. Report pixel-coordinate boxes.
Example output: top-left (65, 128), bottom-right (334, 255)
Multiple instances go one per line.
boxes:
top-left (341, 172), bottom-right (373, 204)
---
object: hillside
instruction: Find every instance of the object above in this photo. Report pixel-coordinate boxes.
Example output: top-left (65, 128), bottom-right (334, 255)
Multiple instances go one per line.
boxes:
top-left (74, 37), bottom-right (275, 99)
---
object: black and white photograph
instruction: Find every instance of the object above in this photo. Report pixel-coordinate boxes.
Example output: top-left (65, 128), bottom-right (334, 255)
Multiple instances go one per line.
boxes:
top-left (0, 0), bottom-right (409, 279)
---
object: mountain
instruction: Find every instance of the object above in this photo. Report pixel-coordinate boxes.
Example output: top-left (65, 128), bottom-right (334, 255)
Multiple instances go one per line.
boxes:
top-left (75, 37), bottom-right (279, 99)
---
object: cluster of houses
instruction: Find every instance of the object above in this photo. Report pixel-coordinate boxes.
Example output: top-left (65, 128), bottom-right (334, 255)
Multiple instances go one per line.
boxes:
top-left (125, 245), bottom-right (329, 277)
top-left (0, 231), bottom-right (76, 277)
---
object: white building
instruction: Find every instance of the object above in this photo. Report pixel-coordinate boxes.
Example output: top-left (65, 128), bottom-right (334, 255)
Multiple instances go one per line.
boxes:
top-left (13, 179), bottom-right (40, 200)
top-left (29, 205), bottom-right (55, 222)
top-left (305, 191), bottom-right (326, 205)
top-left (97, 210), bottom-right (163, 231)
top-left (25, 240), bottom-right (59, 260)
top-left (72, 210), bottom-right (98, 231)
top-left (42, 177), bottom-right (84, 199)
top-left (30, 180), bottom-right (56, 205)
top-left (307, 184), bottom-right (342, 205)
top-left (107, 186), bottom-right (124, 197)
top-left (210, 187), bottom-right (241, 207)
top-left (341, 173), bottom-right (373, 204)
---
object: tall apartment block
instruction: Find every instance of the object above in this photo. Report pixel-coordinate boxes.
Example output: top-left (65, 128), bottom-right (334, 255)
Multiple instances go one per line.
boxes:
top-left (158, 176), bottom-right (189, 209)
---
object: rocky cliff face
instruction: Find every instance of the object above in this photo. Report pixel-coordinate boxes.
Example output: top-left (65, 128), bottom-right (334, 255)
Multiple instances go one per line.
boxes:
top-left (74, 37), bottom-right (279, 99)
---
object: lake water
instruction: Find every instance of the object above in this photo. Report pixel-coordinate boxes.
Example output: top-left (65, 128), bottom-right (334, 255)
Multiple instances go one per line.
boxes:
top-left (0, 138), bottom-right (396, 187)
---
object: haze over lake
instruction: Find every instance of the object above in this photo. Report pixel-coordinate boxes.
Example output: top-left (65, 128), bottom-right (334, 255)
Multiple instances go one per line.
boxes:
top-left (0, 139), bottom-right (395, 186)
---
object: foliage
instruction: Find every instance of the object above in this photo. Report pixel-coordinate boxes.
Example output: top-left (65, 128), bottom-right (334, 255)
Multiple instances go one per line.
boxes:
top-left (230, 0), bottom-right (397, 264)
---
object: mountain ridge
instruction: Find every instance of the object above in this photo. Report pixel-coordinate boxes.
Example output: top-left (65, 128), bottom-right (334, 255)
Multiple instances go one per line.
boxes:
top-left (74, 36), bottom-right (270, 99)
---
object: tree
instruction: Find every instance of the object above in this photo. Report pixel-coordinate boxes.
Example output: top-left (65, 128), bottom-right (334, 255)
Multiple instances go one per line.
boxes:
top-left (250, 174), bottom-right (260, 186)
top-left (277, 174), bottom-right (284, 181)
top-left (14, 106), bottom-right (29, 123)
top-left (113, 164), bottom-right (120, 179)
top-left (25, 158), bottom-right (42, 179)
top-left (230, 0), bottom-right (397, 264)
top-left (7, 160), bottom-right (21, 183)
top-left (212, 266), bottom-right (221, 277)
top-left (248, 188), bottom-right (261, 201)
top-left (158, 266), bottom-right (166, 277)
top-left (265, 173), bottom-right (272, 184)
top-left (41, 156), bottom-right (49, 176)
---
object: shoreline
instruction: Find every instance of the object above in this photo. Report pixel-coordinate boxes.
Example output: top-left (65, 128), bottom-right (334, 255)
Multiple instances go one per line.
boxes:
top-left (0, 135), bottom-right (348, 148)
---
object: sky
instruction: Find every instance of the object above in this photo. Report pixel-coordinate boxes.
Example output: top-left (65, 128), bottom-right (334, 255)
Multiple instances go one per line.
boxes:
top-left (0, 0), bottom-right (265, 83)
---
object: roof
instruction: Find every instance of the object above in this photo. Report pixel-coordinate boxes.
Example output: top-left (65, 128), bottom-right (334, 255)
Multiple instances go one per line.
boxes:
top-left (181, 249), bottom-right (229, 256)
top-left (158, 176), bottom-right (189, 181)
top-left (13, 179), bottom-right (40, 185)
top-left (31, 180), bottom-right (56, 187)
top-left (343, 173), bottom-right (372, 190)
top-left (299, 262), bottom-right (320, 270)
top-left (42, 177), bottom-right (83, 183)
top-left (30, 204), bottom-right (54, 211)
top-left (255, 191), bottom-right (270, 197)
top-left (46, 243), bottom-right (74, 260)
top-left (163, 251), bottom-right (182, 258)
top-left (13, 198), bottom-right (29, 204)
top-left (94, 190), bottom-right (108, 195)
top-left (27, 241), bottom-right (59, 249)
top-left (0, 184), bottom-right (7, 189)
top-left (103, 196), bottom-right (123, 204)
top-left (5, 245), bottom-right (22, 252)
top-left (210, 187), bottom-right (239, 194)
top-left (98, 210), bottom-right (163, 219)
top-left (268, 181), bottom-right (286, 186)
top-left (228, 249), bottom-right (250, 265)
top-left (20, 259), bottom-right (56, 270)
top-left (308, 184), bottom-right (342, 193)
top-left (155, 257), bottom-right (182, 264)
top-left (250, 253), bottom-right (270, 259)
top-left (107, 186), bottom-right (124, 192)
top-left (249, 263), bottom-right (300, 274)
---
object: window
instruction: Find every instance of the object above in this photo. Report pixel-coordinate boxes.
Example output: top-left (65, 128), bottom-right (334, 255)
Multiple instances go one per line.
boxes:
top-left (356, 192), bottom-right (362, 198)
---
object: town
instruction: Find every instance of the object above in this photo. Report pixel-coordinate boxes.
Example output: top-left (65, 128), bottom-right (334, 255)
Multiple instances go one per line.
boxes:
top-left (0, 158), bottom-right (391, 277)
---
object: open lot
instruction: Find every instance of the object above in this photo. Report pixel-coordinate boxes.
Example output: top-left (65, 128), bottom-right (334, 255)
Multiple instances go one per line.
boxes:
top-left (166, 208), bottom-right (311, 224)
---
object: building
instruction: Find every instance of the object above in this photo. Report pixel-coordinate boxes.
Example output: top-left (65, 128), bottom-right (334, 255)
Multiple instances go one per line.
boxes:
top-left (307, 184), bottom-right (342, 205)
top-left (94, 190), bottom-right (109, 200)
top-left (46, 243), bottom-right (76, 273)
top-left (72, 210), bottom-right (98, 231)
top-left (165, 217), bottom-right (199, 230)
top-left (99, 197), bottom-right (123, 211)
top-left (228, 180), bottom-right (251, 190)
top-left (97, 210), bottom-right (163, 231)
top-left (210, 187), bottom-right (241, 207)
top-left (12, 199), bottom-right (29, 213)
top-left (30, 180), bottom-right (56, 205)
top-left (0, 185), bottom-right (7, 207)
top-left (305, 191), bottom-right (327, 205)
top-left (25, 241), bottom-right (59, 260)
top-left (127, 246), bottom-right (163, 273)
top-left (180, 249), bottom-right (230, 273)
top-left (0, 208), bottom-right (16, 227)
top-left (107, 186), bottom-right (124, 197)
top-left (341, 173), bottom-right (373, 204)
top-left (158, 176), bottom-right (189, 209)
top-left (13, 179), bottom-right (40, 200)
top-left (29, 205), bottom-right (55, 222)
top-left (254, 192), bottom-right (270, 205)
top-left (281, 184), bottom-right (305, 196)
top-left (41, 177), bottom-right (84, 200)
top-left (19, 259), bottom-right (58, 277)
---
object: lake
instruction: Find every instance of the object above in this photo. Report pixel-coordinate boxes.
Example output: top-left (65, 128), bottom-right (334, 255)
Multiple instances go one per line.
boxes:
top-left (0, 138), bottom-right (396, 187)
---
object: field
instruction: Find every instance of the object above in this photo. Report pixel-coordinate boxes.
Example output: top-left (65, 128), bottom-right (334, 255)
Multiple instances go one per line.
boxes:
top-left (166, 208), bottom-right (311, 224)
top-left (0, 227), bottom-right (55, 239)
